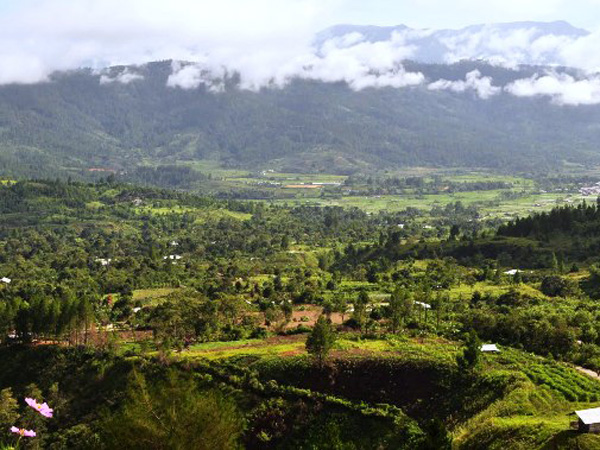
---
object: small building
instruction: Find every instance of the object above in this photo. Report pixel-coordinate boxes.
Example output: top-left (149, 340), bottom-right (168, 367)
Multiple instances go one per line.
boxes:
top-left (95, 258), bottom-right (111, 266)
top-left (574, 407), bottom-right (600, 433)
top-left (503, 269), bottom-right (521, 276)
top-left (163, 255), bottom-right (182, 260)
top-left (481, 344), bottom-right (500, 353)
top-left (414, 301), bottom-right (431, 309)
top-left (1, 277), bottom-right (11, 284)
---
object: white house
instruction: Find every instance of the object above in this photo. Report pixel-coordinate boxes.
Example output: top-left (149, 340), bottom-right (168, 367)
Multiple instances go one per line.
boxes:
top-left (95, 258), bottom-right (112, 266)
top-left (503, 269), bottom-right (521, 276)
top-left (414, 301), bottom-right (431, 309)
top-left (1, 277), bottom-right (11, 284)
top-left (481, 344), bottom-right (500, 353)
top-left (574, 407), bottom-right (600, 433)
top-left (163, 255), bottom-right (182, 260)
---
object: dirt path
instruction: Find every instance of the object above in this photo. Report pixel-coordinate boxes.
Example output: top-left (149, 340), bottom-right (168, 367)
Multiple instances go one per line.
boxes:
top-left (575, 365), bottom-right (600, 380)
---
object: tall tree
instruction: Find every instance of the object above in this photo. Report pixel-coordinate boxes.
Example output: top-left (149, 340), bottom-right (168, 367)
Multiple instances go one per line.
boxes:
top-left (306, 315), bottom-right (336, 366)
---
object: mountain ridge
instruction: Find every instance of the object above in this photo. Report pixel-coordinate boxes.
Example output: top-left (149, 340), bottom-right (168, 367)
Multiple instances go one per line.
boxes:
top-left (1, 59), bottom-right (600, 181)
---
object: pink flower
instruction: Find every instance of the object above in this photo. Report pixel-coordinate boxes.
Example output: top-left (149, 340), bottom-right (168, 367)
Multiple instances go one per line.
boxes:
top-left (10, 426), bottom-right (36, 437)
top-left (25, 397), bottom-right (53, 418)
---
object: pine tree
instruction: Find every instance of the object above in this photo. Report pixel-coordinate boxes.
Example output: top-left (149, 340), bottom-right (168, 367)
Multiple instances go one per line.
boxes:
top-left (457, 330), bottom-right (481, 371)
top-left (306, 315), bottom-right (336, 365)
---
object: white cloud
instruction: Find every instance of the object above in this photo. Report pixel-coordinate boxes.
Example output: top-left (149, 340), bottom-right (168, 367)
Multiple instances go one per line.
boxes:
top-left (165, 32), bottom-right (424, 92)
top-left (428, 70), bottom-right (501, 99)
top-left (505, 72), bottom-right (600, 105)
top-left (100, 69), bottom-right (144, 85)
top-left (1, 0), bottom-right (600, 103)
top-left (167, 61), bottom-right (227, 92)
top-left (0, 0), bottom-right (335, 84)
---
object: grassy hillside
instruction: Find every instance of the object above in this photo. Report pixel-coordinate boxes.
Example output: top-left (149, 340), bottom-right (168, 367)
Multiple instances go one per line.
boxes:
top-left (2, 336), bottom-right (600, 449)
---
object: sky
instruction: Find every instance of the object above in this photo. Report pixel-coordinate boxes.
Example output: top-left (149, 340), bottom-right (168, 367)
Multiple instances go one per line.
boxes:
top-left (337, 0), bottom-right (600, 30)
top-left (2, 0), bottom-right (600, 104)
top-left (2, 0), bottom-right (600, 30)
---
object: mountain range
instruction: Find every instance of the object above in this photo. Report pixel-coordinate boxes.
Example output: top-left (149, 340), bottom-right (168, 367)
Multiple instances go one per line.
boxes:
top-left (0, 21), bottom-right (599, 181)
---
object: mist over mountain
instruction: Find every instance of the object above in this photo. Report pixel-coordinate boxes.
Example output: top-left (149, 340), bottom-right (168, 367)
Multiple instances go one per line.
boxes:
top-left (315, 20), bottom-right (591, 67)
top-left (1, 57), bottom-right (600, 180)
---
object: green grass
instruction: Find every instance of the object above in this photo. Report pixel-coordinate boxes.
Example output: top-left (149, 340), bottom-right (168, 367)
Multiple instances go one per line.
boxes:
top-left (135, 205), bottom-right (252, 222)
top-left (132, 287), bottom-right (181, 305)
top-left (193, 209), bottom-right (253, 223)
top-left (447, 282), bottom-right (546, 301)
top-left (167, 331), bottom-right (600, 448)
top-left (269, 190), bottom-right (582, 218)
top-left (86, 201), bottom-right (104, 209)
top-left (175, 335), bottom-right (460, 362)
top-left (182, 340), bottom-right (305, 360)
top-left (176, 160), bottom-right (252, 178)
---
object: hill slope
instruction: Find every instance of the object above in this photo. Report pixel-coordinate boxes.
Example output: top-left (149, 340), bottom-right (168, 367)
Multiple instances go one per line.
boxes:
top-left (1, 60), bottom-right (600, 179)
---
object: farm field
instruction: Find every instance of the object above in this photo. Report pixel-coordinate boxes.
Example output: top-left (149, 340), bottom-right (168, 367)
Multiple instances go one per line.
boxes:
top-left (270, 190), bottom-right (586, 218)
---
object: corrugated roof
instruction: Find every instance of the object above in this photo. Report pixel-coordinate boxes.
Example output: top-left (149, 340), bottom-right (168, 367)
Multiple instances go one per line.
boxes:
top-left (576, 407), bottom-right (600, 425)
top-left (481, 344), bottom-right (500, 352)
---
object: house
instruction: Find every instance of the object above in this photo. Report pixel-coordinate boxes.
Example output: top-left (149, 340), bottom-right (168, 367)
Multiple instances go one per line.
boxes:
top-left (95, 258), bottom-right (111, 266)
top-left (414, 301), bottom-right (431, 309)
top-left (1, 277), bottom-right (11, 284)
top-left (574, 407), bottom-right (600, 433)
top-left (481, 344), bottom-right (500, 353)
top-left (503, 269), bottom-right (521, 276)
top-left (163, 255), bottom-right (182, 260)
top-left (170, 240), bottom-right (179, 246)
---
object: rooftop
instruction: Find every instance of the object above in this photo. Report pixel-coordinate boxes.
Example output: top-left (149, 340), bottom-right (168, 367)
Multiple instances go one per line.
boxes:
top-left (576, 407), bottom-right (600, 425)
top-left (481, 344), bottom-right (500, 352)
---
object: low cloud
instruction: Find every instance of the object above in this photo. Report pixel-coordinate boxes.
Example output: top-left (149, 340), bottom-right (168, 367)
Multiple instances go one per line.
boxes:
top-left (100, 69), bottom-right (144, 85)
top-left (166, 32), bottom-right (424, 92)
top-left (428, 70), bottom-right (501, 99)
top-left (505, 72), bottom-right (600, 105)
top-left (2, 0), bottom-right (600, 105)
top-left (167, 62), bottom-right (226, 92)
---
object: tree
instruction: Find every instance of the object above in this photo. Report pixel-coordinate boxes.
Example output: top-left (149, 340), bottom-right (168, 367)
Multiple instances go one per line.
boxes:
top-left (306, 315), bottom-right (336, 365)
top-left (353, 290), bottom-right (370, 332)
top-left (540, 275), bottom-right (579, 298)
top-left (387, 287), bottom-right (412, 333)
top-left (332, 294), bottom-right (348, 322)
top-left (449, 224), bottom-right (460, 241)
top-left (102, 371), bottom-right (242, 450)
top-left (423, 419), bottom-right (452, 450)
top-left (457, 330), bottom-right (481, 371)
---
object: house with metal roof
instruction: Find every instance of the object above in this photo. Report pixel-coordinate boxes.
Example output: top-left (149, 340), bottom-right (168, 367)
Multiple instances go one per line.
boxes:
top-left (574, 407), bottom-right (600, 433)
top-left (481, 344), bottom-right (500, 353)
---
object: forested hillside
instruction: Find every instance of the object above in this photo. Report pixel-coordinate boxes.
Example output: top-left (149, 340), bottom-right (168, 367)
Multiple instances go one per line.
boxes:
top-left (1, 60), bottom-right (600, 180)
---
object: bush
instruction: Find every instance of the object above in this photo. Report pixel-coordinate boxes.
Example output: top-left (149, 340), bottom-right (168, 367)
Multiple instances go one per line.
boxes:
top-left (250, 327), bottom-right (268, 339)
top-left (101, 371), bottom-right (243, 450)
